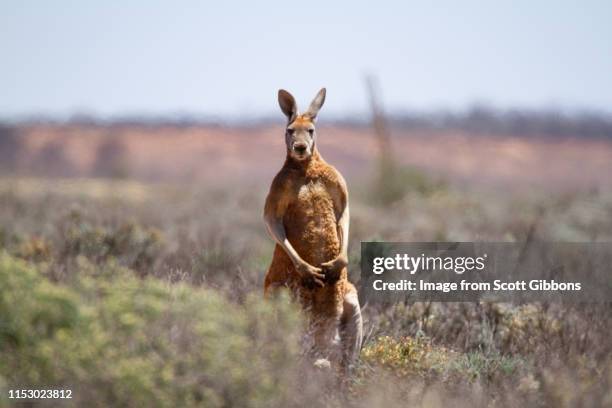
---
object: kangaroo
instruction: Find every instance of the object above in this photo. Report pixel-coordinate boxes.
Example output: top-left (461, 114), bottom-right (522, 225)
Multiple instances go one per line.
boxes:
top-left (263, 88), bottom-right (363, 372)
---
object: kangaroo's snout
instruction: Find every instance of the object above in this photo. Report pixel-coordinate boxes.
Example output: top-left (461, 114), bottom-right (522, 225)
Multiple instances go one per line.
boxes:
top-left (293, 142), bottom-right (308, 154)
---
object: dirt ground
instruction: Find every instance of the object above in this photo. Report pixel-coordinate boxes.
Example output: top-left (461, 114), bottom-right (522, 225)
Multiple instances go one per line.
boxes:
top-left (15, 124), bottom-right (612, 192)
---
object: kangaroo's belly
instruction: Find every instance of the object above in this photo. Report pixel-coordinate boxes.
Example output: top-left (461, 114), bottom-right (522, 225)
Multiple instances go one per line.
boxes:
top-left (284, 180), bottom-right (340, 265)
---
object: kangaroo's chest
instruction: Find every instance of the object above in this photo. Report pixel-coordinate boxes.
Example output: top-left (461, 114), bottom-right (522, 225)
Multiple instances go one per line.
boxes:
top-left (292, 179), bottom-right (335, 219)
top-left (284, 179), bottom-right (339, 260)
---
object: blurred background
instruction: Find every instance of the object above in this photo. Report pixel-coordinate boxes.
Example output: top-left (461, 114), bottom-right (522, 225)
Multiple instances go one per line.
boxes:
top-left (1, 2), bottom-right (612, 407)
top-left (1, 0), bottom-right (612, 191)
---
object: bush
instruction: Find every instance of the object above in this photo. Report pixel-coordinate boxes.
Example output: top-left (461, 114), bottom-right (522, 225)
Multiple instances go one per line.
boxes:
top-left (57, 211), bottom-right (163, 273)
top-left (0, 253), bottom-right (305, 407)
top-left (371, 159), bottom-right (445, 206)
top-left (0, 126), bottom-right (23, 174)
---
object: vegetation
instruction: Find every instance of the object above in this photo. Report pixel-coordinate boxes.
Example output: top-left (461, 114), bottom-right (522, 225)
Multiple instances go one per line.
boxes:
top-left (0, 254), bottom-right (307, 407)
top-left (0, 177), bottom-right (611, 407)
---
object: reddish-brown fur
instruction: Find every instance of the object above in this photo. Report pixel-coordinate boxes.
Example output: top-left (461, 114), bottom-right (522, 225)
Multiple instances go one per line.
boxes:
top-left (264, 90), bottom-right (362, 369)
top-left (264, 137), bottom-right (356, 319)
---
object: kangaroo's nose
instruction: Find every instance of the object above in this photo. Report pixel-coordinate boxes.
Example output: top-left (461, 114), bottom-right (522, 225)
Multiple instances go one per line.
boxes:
top-left (294, 143), bottom-right (307, 154)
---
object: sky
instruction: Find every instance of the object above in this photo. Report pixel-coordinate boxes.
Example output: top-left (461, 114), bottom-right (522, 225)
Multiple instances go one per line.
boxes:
top-left (1, 1), bottom-right (611, 119)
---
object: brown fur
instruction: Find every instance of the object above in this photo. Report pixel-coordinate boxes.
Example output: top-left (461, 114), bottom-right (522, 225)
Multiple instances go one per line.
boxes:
top-left (264, 89), bottom-right (362, 369)
top-left (264, 147), bottom-right (355, 319)
top-left (289, 115), bottom-right (315, 128)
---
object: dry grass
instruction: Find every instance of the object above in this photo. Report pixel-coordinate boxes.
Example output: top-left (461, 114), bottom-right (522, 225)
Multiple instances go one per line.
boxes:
top-left (0, 177), bottom-right (611, 407)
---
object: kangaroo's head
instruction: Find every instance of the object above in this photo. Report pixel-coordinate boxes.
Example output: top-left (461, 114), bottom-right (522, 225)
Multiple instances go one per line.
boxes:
top-left (278, 88), bottom-right (326, 161)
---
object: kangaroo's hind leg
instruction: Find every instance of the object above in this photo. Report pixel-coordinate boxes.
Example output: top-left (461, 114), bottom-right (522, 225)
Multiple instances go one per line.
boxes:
top-left (339, 283), bottom-right (363, 374)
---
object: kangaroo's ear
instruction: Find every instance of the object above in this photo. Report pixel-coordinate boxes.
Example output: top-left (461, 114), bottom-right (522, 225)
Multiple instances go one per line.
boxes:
top-left (305, 88), bottom-right (326, 120)
top-left (278, 89), bottom-right (298, 122)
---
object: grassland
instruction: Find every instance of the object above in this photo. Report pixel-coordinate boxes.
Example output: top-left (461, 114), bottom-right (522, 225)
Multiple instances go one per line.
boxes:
top-left (0, 176), bottom-right (610, 407)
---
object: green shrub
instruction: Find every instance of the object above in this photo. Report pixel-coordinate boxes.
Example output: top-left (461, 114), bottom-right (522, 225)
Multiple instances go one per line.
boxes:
top-left (0, 253), bottom-right (304, 407)
top-left (371, 159), bottom-right (445, 206)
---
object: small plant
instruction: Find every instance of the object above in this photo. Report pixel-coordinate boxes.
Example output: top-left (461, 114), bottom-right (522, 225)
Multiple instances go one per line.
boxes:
top-left (57, 211), bottom-right (164, 273)
top-left (371, 159), bottom-right (445, 206)
top-left (361, 335), bottom-right (456, 379)
top-left (17, 236), bottom-right (52, 262)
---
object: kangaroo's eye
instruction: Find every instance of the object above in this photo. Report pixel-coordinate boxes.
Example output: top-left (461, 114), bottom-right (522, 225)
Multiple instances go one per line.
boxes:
top-left (308, 129), bottom-right (314, 135)
top-left (286, 128), bottom-right (295, 135)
